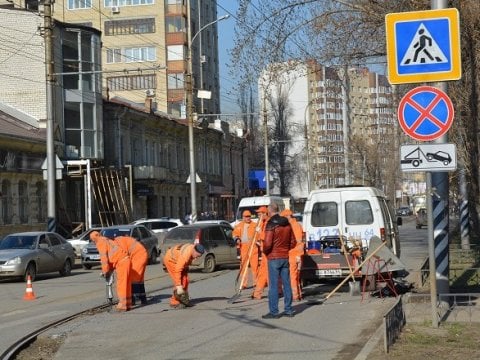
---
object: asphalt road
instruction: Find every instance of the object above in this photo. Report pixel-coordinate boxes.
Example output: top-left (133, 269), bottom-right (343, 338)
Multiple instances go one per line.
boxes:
top-left (1, 217), bottom-right (428, 360)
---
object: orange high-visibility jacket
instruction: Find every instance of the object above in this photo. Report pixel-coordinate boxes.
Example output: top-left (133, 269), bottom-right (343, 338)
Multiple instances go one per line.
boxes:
top-left (232, 220), bottom-right (257, 243)
top-left (288, 218), bottom-right (304, 243)
top-left (115, 236), bottom-right (148, 283)
top-left (163, 244), bottom-right (196, 286)
top-left (95, 235), bottom-right (130, 275)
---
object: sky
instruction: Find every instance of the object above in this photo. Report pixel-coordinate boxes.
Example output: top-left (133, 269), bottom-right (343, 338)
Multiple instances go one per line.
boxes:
top-left (216, 1), bottom-right (241, 114)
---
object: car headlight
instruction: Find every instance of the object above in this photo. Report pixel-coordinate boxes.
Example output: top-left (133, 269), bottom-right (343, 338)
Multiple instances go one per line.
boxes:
top-left (5, 256), bottom-right (22, 265)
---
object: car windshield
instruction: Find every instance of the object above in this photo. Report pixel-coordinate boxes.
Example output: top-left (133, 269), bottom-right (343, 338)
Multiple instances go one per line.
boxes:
top-left (0, 235), bottom-right (36, 250)
top-left (102, 228), bottom-right (131, 238)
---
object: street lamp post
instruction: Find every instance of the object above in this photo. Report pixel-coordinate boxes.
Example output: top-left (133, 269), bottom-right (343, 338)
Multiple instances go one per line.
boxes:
top-left (186, 1), bottom-right (229, 222)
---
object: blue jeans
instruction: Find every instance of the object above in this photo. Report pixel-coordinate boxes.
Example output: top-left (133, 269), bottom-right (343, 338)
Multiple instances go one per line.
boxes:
top-left (267, 258), bottom-right (293, 315)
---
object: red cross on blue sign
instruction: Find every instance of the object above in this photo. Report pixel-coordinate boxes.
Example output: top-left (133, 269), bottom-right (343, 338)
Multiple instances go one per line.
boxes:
top-left (397, 86), bottom-right (454, 141)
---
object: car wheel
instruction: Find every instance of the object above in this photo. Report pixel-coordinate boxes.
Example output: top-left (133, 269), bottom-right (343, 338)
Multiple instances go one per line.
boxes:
top-left (60, 259), bottom-right (72, 276)
top-left (24, 263), bottom-right (36, 282)
top-left (202, 254), bottom-right (216, 273)
top-left (148, 248), bottom-right (158, 265)
top-left (82, 264), bottom-right (92, 270)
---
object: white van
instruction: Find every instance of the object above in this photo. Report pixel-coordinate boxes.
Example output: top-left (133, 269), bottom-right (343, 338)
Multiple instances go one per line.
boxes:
top-left (234, 196), bottom-right (286, 224)
top-left (303, 186), bottom-right (401, 255)
top-left (301, 187), bottom-right (401, 281)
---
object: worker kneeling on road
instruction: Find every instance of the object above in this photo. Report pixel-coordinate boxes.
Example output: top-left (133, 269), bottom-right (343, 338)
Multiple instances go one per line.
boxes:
top-left (114, 235), bottom-right (148, 306)
top-left (163, 243), bottom-right (205, 308)
top-left (90, 231), bottom-right (132, 312)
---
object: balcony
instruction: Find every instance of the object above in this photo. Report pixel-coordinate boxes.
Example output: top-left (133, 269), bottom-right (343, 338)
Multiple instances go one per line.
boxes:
top-left (166, 32), bottom-right (187, 45)
top-left (165, 4), bottom-right (187, 16)
top-left (134, 166), bottom-right (167, 180)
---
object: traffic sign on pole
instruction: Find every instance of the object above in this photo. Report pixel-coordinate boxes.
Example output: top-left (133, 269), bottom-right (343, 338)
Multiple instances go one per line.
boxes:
top-left (397, 86), bottom-right (454, 141)
top-left (385, 8), bottom-right (461, 84)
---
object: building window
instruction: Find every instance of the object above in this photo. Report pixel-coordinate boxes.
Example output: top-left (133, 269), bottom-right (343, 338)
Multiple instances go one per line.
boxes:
top-left (125, 47), bottom-right (156, 62)
top-left (104, 0), bottom-right (154, 7)
top-left (106, 46), bottom-right (156, 63)
top-left (107, 74), bottom-right (156, 91)
top-left (166, 16), bottom-right (185, 33)
top-left (167, 45), bottom-right (185, 61)
top-left (68, 0), bottom-right (92, 9)
top-left (105, 18), bottom-right (155, 36)
top-left (1, 180), bottom-right (12, 224)
top-left (106, 48), bottom-right (123, 63)
top-left (36, 182), bottom-right (46, 222)
top-left (18, 181), bottom-right (28, 223)
top-left (167, 73), bottom-right (184, 89)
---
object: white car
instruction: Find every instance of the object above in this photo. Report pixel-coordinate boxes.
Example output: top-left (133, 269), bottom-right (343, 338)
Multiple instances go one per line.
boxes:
top-left (67, 227), bottom-right (102, 258)
top-left (130, 218), bottom-right (184, 234)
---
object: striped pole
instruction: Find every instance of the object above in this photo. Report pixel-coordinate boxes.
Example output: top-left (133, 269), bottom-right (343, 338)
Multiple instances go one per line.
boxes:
top-left (459, 168), bottom-right (470, 250)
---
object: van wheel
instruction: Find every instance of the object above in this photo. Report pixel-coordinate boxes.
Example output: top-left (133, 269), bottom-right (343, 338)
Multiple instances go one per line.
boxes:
top-left (202, 254), bottom-right (216, 273)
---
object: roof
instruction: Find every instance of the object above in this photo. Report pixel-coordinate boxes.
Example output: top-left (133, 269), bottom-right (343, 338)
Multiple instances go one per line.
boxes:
top-left (0, 109), bottom-right (45, 143)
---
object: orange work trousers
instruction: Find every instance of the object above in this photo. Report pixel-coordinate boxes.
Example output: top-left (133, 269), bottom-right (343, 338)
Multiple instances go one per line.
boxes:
top-left (239, 242), bottom-right (259, 288)
top-left (252, 257), bottom-right (268, 299)
top-left (289, 254), bottom-right (302, 301)
top-left (165, 264), bottom-right (190, 306)
top-left (115, 257), bottom-right (132, 311)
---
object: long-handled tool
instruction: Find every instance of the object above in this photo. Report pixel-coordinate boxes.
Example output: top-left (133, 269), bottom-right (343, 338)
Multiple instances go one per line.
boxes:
top-left (228, 214), bottom-right (264, 304)
top-left (105, 272), bottom-right (114, 308)
top-left (338, 231), bottom-right (360, 296)
top-left (314, 241), bottom-right (386, 305)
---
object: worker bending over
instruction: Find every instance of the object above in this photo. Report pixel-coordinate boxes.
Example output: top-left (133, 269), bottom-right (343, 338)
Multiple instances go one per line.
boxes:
top-left (163, 243), bottom-right (205, 308)
top-left (90, 231), bottom-right (132, 312)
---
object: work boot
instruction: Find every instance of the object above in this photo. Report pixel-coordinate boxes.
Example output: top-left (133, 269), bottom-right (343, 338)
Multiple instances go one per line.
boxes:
top-left (140, 297), bottom-right (148, 306)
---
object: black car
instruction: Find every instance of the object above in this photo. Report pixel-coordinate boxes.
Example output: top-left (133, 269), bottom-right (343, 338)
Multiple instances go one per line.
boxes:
top-left (396, 206), bottom-right (412, 216)
top-left (161, 223), bottom-right (238, 273)
top-left (81, 225), bottom-right (159, 269)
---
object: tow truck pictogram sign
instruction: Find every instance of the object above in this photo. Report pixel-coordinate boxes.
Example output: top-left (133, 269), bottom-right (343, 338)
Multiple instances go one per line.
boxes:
top-left (400, 143), bottom-right (456, 172)
top-left (385, 8), bottom-right (461, 84)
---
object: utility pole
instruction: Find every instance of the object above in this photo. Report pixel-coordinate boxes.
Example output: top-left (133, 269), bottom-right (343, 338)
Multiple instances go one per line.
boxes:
top-left (263, 93), bottom-right (270, 195)
top-left (44, 0), bottom-right (56, 232)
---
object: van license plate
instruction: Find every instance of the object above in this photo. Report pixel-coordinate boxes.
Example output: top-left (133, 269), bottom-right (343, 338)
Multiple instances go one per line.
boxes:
top-left (316, 269), bottom-right (342, 276)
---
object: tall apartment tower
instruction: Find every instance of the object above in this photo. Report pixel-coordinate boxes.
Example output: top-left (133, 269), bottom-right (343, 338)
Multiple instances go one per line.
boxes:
top-left (259, 60), bottom-right (397, 200)
top-left (15, 0), bottom-right (222, 117)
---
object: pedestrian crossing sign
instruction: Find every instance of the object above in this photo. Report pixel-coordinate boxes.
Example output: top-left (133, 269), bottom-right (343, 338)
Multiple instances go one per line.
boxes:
top-left (386, 8), bottom-right (461, 84)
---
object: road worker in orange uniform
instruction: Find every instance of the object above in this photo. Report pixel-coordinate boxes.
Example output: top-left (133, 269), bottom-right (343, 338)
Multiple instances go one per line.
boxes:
top-left (163, 243), bottom-right (205, 308)
top-left (281, 209), bottom-right (305, 301)
top-left (251, 206), bottom-right (270, 300)
top-left (232, 210), bottom-right (259, 288)
top-left (114, 235), bottom-right (148, 306)
top-left (90, 231), bottom-right (132, 312)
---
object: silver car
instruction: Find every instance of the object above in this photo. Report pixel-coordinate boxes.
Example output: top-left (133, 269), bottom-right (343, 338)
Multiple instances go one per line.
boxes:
top-left (0, 232), bottom-right (76, 282)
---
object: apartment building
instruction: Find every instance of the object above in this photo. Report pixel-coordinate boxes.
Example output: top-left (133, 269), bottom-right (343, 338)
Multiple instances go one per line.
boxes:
top-left (35, 0), bottom-right (221, 117)
top-left (259, 60), bottom-right (398, 201)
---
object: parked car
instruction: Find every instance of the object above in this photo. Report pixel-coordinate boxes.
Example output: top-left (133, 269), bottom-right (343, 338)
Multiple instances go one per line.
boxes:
top-left (416, 208), bottom-right (427, 229)
top-left (67, 227), bottom-right (102, 258)
top-left (81, 225), bottom-right (159, 269)
top-left (396, 206), bottom-right (413, 216)
top-left (0, 232), bottom-right (76, 282)
top-left (131, 218), bottom-right (184, 248)
top-left (161, 223), bottom-right (239, 273)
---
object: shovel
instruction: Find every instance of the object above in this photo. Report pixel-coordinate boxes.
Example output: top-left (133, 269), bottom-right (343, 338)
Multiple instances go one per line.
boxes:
top-left (338, 232), bottom-right (360, 296)
top-left (313, 241), bottom-right (386, 305)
